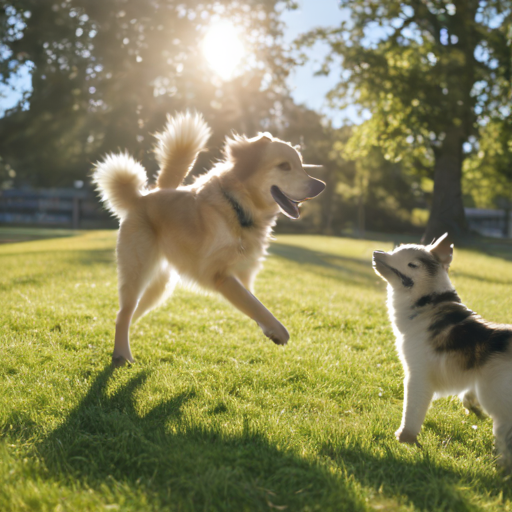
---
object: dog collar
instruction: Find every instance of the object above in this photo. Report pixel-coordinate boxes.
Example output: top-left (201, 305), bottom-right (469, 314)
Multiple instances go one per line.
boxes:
top-left (221, 188), bottom-right (254, 229)
top-left (414, 290), bottom-right (461, 308)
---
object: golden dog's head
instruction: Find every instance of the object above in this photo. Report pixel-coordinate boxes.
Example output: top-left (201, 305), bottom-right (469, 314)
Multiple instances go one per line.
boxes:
top-left (225, 133), bottom-right (325, 219)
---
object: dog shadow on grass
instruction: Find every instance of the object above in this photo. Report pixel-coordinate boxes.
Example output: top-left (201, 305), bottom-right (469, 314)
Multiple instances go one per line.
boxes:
top-left (26, 365), bottom-right (362, 511)
top-left (9, 365), bottom-right (510, 511)
top-left (319, 439), bottom-right (512, 512)
top-left (270, 243), bottom-right (377, 288)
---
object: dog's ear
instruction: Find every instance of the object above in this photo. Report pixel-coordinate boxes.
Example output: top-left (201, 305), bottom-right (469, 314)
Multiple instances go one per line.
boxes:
top-left (224, 133), bottom-right (268, 180)
top-left (225, 133), bottom-right (271, 159)
top-left (428, 233), bottom-right (453, 269)
top-left (224, 135), bottom-right (246, 160)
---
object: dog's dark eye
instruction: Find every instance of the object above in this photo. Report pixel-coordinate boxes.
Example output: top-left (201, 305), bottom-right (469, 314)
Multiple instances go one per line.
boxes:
top-left (278, 162), bottom-right (291, 171)
top-left (408, 263), bottom-right (418, 268)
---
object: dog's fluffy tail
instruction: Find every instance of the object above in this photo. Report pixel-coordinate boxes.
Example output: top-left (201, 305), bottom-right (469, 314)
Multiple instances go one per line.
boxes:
top-left (154, 112), bottom-right (211, 189)
top-left (92, 153), bottom-right (147, 219)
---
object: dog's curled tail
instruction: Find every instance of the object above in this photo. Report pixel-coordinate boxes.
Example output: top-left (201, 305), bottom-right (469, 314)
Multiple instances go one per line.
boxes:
top-left (154, 112), bottom-right (211, 189)
top-left (92, 153), bottom-right (147, 219)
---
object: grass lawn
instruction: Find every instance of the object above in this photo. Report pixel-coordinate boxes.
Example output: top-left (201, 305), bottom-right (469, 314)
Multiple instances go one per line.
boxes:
top-left (0, 227), bottom-right (78, 244)
top-left (1, 230), bottom-right (511, 511)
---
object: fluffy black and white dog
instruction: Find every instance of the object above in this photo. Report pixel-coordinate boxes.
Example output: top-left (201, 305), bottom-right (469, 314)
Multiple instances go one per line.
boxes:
top-left (373, 234), bottom-right (512, 470)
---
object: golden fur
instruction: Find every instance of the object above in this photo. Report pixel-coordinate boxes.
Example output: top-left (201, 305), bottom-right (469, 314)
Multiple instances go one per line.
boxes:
top-left (93, 112), bottom-right (325, 366)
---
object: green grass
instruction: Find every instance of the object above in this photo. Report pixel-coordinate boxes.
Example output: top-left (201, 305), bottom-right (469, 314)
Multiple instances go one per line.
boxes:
top-left (0, 227), bottom-right (78, 244)
top-left (1, 231), bottom-right (512, 511)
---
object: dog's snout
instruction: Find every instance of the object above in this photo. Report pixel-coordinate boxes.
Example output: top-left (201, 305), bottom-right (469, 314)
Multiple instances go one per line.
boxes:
top-left (307, 177), bottom-right (326, 198)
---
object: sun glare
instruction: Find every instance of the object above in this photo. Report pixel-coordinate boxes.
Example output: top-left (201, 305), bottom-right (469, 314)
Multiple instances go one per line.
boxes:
top-left (202, 21), bottom-right (245, 80)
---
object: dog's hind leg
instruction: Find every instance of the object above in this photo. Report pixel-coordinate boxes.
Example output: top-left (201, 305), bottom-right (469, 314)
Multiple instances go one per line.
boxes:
top-left (215, 275), bottom-right (289, 345)
top-left (131, 262), bottom-right (177, 323)
top-left (462, 390), bottom-right (487, 419)
top-left (492, 417), bottom-right (512, 472)
top-left (477, 365), bottom-right (512, 472)
top-left (113, 222), bottom-right (159, 367)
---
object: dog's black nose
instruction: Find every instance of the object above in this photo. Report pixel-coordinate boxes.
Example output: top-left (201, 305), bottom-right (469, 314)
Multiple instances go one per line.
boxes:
top-left (306, 178), bottom-right (326, 198)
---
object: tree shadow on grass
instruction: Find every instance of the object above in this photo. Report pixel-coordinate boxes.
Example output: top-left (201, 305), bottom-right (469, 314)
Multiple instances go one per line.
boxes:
top-left (320, 440), bottom-right (512, 512)
top-left (461, 241), bottom-right (512, 263)
top-left (270, 243), bottom-right (377, 288)
top-left (4, 248), bottom-right (114, 265)
top-left (452, 269), bottom-right (512, 287)
top-left (0, 249), bottom-right (115, 291)
top-left (0, 229), bottom-right (78, 245)
top-left (19, 366), bottom-right (363, 511)
top-left (449, 244), bottom-right (512, 286)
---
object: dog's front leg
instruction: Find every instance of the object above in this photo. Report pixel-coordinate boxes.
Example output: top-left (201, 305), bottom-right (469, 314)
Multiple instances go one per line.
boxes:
top-left (396, 372), bottom-right (434, 446)
top-left (215, 275), bottom-right (289, 345)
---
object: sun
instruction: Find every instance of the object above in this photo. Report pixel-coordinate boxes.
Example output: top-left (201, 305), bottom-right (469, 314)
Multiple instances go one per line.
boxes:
top-left (202, 21), bottom-right (245, 80)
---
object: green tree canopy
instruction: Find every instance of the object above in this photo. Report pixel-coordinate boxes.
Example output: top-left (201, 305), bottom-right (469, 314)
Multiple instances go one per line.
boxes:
top-left (300, 0), bottom-right (511, 240)
top-left (0, 0), bottom-right (291, 187)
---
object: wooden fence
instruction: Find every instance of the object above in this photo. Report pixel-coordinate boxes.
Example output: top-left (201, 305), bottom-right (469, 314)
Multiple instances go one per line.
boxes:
top-left (0, 189), bottom-right (114, 229)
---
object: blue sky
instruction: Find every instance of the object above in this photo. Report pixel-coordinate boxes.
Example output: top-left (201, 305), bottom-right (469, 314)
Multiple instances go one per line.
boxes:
top-left (281, 1), bottom-right (351, 126)
top-left (0, 1), bottom-right (349, 122)
top-left (0, 63), bottom-right (31, 115)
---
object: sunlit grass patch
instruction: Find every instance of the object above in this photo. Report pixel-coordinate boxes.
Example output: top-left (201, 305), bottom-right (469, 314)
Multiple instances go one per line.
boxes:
top-left (1, 231), bottom-right (511, 511)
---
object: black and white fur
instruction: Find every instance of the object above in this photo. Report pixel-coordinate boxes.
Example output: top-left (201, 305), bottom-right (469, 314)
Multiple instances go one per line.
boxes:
top-left (373, 234), bottom-right (512, 470)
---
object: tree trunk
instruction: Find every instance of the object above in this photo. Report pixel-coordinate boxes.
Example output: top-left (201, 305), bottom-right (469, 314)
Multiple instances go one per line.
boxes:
top-left (423, 127), bottom-right (468, 243)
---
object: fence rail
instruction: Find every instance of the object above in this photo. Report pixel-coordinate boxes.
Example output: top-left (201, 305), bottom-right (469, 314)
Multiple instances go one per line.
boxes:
top-left (465, 208), bottom-right (512, 239)
top-left (0, 189), bottom-right (114, 229)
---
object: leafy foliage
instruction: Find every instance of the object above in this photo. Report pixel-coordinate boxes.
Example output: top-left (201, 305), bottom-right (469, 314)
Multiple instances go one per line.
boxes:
top-left (299, 0), bottom-right (512, 238)
top-left (464, 116), bottom-right (512, 208)
top-left (1, 1), bottom-right (511, 235)
top-left (0, 0), bottom-right (291, 186)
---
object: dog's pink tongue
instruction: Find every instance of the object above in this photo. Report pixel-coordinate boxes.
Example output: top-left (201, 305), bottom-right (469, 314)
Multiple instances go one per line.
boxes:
top-left (270, 186), bottom-right (300, 219)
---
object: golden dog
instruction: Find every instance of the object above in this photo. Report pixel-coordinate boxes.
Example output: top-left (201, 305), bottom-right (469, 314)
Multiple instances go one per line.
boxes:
top-left (93, 112), bottom-right (325, 366)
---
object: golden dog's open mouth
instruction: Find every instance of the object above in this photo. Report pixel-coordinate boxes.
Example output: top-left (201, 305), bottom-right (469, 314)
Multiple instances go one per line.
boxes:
top-left (270, 185), bottom-right (301, 219)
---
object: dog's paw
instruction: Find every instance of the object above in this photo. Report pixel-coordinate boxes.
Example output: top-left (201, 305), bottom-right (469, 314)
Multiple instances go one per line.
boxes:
top-left (259, 323), bottom-right (289, 345)
top-left (111, 354), bottom-right (135, 368)
top-left (395, 429), bottom-right (421, 447)
top-left (265, 331), bottom-right (288, 345)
